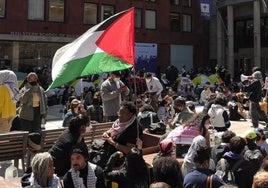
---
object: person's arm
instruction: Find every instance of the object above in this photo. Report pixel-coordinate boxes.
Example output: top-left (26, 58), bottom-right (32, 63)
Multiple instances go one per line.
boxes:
top-left (100, 82), bottom-right (120, 102)
top-left (104, 152), bottom-right (126, 181)
top-left (155, 79), bottom-right (163, 96)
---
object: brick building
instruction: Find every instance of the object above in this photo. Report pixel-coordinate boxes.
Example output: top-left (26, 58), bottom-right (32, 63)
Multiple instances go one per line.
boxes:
top-left (0, 0), bottom-right (208, 74)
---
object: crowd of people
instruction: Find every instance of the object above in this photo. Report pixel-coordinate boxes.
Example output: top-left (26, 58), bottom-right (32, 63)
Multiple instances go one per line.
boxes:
top-left (1, 64), bottom-right (268, 187)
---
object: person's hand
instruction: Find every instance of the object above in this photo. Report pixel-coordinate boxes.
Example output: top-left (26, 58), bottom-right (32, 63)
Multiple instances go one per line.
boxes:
top-left (136, 138), bottom-right (143, 150)
top-left (118, 86), bottom-right (127, 93)
top-left (102, 132), bottom-right (110, 139)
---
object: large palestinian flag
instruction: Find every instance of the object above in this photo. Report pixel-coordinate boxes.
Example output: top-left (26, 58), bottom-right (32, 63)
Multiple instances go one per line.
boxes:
top-left (48, 7), bottom-right (135, 90)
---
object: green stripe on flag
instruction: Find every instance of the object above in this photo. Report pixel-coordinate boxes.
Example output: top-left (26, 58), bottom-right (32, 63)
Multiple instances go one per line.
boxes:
top-left (48, 52), bottom-right (132, 89)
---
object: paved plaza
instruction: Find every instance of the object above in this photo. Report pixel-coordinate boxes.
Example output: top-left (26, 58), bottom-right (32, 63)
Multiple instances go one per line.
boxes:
top-left (0, 104), bottom-right (265, 179)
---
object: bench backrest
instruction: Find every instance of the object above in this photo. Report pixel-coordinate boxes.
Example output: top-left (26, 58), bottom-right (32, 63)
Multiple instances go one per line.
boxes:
top-left (0, 131), bottom-right (28, 161)
top-left (91, 122), bottom-right (113, 140)
top-left (41, 128), bottom-right (66, 152)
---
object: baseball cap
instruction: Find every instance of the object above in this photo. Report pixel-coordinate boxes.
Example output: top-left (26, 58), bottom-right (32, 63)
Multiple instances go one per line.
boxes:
top-left (245, 129), bottom-right (257, 139)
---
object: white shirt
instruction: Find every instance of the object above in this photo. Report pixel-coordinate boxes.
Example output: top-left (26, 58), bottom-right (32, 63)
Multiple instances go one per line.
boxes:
top-left (146, 76), bottom-right (163, 96)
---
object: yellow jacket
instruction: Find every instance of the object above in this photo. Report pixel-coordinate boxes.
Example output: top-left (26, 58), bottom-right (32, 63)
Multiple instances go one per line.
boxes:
top-left (0, 85), bottom-right (16, 119)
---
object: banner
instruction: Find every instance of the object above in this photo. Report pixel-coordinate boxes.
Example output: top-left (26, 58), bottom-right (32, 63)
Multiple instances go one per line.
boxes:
top-left (200, 0), bottom-right (211, 20)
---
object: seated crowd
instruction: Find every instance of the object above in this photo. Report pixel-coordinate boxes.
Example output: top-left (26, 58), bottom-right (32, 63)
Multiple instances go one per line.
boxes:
top-left (3, 67), bottom-right (268, 188)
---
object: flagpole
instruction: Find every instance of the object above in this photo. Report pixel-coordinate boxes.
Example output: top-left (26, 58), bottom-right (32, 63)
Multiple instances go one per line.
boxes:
top-left (132, 67), bottom-right (139, 139)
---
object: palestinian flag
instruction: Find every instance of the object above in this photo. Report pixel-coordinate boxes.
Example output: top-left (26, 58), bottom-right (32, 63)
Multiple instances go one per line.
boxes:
top-left (48, 7), bottom-right (135, 90)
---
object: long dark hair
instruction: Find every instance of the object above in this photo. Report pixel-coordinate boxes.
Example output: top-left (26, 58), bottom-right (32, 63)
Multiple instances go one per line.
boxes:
top-left (126, 147), bottom-right (149, 184)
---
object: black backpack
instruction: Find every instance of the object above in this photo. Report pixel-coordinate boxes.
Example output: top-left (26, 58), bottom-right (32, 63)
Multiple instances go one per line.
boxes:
top-left (215, 158), bottom-right (245, 185)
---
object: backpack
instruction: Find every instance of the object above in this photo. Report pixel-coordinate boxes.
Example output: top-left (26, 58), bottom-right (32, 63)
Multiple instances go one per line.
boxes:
top-left (215, 158), bottom-right (245, 185)
top-left (244, 148), bottom-right (264, 173)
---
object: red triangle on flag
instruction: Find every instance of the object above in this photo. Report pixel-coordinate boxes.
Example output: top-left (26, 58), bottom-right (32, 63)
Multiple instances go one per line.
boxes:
top-left (96, 8), bottom-right (135, 65)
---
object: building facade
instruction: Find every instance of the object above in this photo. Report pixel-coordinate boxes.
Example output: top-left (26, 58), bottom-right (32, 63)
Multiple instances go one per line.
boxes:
top-left (0, 0), bottom-right (208, 74)
top-left (213, 0), bottom-right (268, 79)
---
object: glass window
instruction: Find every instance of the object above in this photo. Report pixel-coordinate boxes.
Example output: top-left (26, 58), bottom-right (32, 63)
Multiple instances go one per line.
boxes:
top-left (101, 5), bottom-right (114, 21)
top-left (135, 8), bottom-right (142, 28)
top-left (83, 3), bottom-right (97, 24)
top-left (170, 12), bottom-right (180, 32)
top-left (0, 0), bottom-right (5, 18)
top-left (182, 14), bottom-right (191, 32)
top-left (28, 0), bottom-right (45, 20)
top-left (181, 0), bottom-right (191, 7)
top-left (170, 0), bottom-right (179, 5)
top-left (145, 10), bottom-right (156, 29)
top-left (49, 0), bottom-right (64, 22)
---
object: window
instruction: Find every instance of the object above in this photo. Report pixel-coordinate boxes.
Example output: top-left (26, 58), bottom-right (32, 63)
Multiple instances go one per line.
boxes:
top-left (101, 5), bottom-right (114, 21)
top-left (135, 8), bottom-right (142, 28)
top-left (170, 12), bottom-right (180, 32)
top-left (0, 0), bottom-right (5, 18)
top-left (49, 0), bottom-right (64, 22)
top-left (170, 0), bottom-right (179, 5)
top-left (28, 0), bottom-right (45, 20)
top-left (145, 10), bottom-right (156, 29)
top-left (182, 14), bottom-right (191, 32)
top-left (83, 3), bottom-right (97, 24)
top-left (181, 0), bottom-right (191, 7)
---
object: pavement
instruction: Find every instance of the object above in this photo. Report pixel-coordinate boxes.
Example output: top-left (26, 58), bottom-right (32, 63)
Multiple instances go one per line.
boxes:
top-left (0, 104), bottom-right (266, 179)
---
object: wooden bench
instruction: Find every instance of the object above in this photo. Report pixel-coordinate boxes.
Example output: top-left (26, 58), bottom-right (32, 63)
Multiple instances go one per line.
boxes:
top-left (0, 131), bottom-right (28, 172)
top-left (40, 128), bottom-right (66, 152)
top-left (91, 122), bottom-right (113, 140)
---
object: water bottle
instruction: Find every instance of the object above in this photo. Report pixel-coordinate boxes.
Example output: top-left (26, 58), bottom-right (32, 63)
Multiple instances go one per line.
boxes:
top-left (41, 118), bottom-right (46, 129)
top-left (5, 164), bottom-right (18, 179)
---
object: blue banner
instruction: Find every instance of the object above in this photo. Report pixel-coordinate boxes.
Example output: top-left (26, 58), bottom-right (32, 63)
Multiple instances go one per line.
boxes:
top-left (200, 0), bottom-right (211, 20)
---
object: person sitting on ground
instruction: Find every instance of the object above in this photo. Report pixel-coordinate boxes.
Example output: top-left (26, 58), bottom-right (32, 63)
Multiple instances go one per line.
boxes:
top-left (208, 97), bottom-right (230, 132)
top-left (153, 139), bottom-right (176, 164)
top-left (21, 152), bottom-right (62, 188)
top-left (150, 182), bottom-right (171, 188)
top-left (227, 94), bottom-right (246, 121)
top-left (215, 136), bottom-right (255, 188)
top-left (152, 155), bottom-right (184, 188)
top-left (181, 135), bottom-right (215, 177)
top-left (210, 130), bottom-right (236, 165)
top-left (63, 142), bottom-right (105, 188)
top-left (138, 104), bottom-right (160, 130)
top-left (104, 138), bottom-right (149, 188)
top-left (167, 96), bottom-right (194, 129)
top-left (199, 82), bottom-right (215, 105)
top-left (49, 114), bottom-right (90, 177)
top-left (252, 170), bottom-right (268, 188)
top-left (243, 129), bottom-right (266, 174)
top-left (255, 128), bottom-right (268, 154)
top-left (183, 147), bottom-right (226, 188)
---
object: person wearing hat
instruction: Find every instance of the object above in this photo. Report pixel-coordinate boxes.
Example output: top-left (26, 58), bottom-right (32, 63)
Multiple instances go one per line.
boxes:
top-left (100, 71), bottom-right (130, 122)
top-left (63, 142), bottom-right (105, 188)
top-left (255, 128), bottom-right (268, 154)
top-left (145, 72), bottom-right (163, 112)
top-left (26, 132), bottom-right (42, 169)
top-left (18, 72), bottom-right (48, 133)
top-left (244, 129), bottom-right (266, 174)
top-left (244, 70), bottom-right (268, 128)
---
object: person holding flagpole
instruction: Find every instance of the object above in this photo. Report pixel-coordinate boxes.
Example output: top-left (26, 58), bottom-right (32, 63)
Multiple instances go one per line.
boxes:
top-left (100, 71), bottom-right (130, 122)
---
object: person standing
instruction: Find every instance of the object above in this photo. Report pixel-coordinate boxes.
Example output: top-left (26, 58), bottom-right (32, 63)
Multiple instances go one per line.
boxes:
top-left (63, 142), bottom-right (105, 188)
top-left (18, 72), bottom-right (47, 133)
top-left (145, 73), bottom-right (163, 111)
top-left (244, 71), bottom-right (268, 128)
top-left (0, 70), bottom-right (19, 133)
top-left (100, 71), bottom-right (129, 122)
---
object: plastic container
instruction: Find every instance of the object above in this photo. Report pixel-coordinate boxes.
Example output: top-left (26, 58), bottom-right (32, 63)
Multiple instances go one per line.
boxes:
top-left (5, 164), bottom-right (18, 179)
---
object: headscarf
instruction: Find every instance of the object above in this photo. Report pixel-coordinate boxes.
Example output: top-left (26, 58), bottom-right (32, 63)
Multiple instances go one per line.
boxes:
top-left (0, 70), bottom-right (19, 102)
